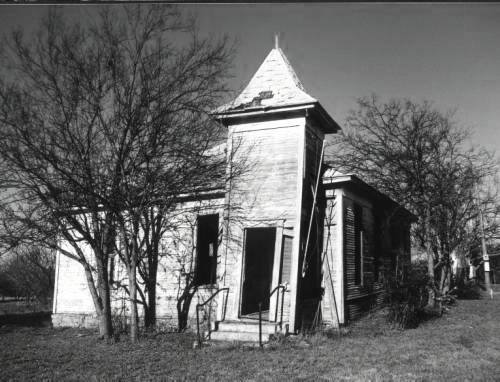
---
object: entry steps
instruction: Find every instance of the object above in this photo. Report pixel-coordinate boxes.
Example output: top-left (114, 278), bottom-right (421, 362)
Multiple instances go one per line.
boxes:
top-left (205, 319), bottom-right (285, 343)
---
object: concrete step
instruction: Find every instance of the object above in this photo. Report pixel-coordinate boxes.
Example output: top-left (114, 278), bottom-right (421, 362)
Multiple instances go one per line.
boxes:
top-left (203, 319), bottom-right (286, 343)
top-left (217, 320), bottom-right (279, 334)
top-left (209, 330), bottom-right (272, 343)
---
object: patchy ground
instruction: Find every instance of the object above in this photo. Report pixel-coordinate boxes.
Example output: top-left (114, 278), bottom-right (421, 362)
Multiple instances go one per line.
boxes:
top-left (1, 299), bottom-right (500, 381)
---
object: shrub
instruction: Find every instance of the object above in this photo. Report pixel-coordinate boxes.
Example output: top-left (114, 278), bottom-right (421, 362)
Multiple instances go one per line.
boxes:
top-left (386, 264), bottom-right (429, 329)
top-left (453, 280), bottom-right (482, 300)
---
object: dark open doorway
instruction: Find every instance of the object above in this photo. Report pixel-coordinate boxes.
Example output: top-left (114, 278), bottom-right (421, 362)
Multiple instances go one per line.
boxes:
top-left (241, 227), bottom-right (276, 316)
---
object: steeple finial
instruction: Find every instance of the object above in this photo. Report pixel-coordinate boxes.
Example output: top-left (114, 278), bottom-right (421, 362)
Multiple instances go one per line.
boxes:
top-left (275, 34), bottom-right (279, 49)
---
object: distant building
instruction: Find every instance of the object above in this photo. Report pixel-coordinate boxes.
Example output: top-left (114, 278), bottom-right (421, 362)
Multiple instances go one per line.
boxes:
top-left (52, 45), bottom-right (414, 342)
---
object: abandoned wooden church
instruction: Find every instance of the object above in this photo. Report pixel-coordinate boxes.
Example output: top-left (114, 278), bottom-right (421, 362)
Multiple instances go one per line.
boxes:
top-left (52, 44), bottom-right (414, 342)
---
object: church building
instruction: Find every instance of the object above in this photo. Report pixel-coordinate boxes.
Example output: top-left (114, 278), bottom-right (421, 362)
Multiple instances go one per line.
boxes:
top-left (52, 43), bottom-right (414, 343)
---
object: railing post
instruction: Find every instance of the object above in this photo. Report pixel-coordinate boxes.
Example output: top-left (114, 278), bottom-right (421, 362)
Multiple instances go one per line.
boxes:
top-left (258, 302), bottom-right (263, 348)
top-left (195, 287), bottom-right (230, 348)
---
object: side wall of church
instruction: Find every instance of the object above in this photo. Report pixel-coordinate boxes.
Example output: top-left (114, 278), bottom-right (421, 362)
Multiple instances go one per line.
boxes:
top-left (52, 198), bottom-right (225, 331)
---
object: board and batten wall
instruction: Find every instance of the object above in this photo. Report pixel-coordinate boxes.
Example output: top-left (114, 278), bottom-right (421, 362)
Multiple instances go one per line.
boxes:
top-left (342, 190), bottom-right (380, 322)
top-left (320, 184), bottom-right (412, 326)
top-left (342, 189), bottom-right (411, 323)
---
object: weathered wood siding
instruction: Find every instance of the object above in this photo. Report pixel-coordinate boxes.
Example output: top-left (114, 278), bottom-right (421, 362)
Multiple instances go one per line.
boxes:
top-left (342, 192), bottom-right (382, 322)
top-left (52, 198), bottom-right (225, 330)
top-left (53, 240), bottom-right (99, 317)
top-left (221, 116), bottom-right (306, 324)
top-left (53, 114), bottom-right (309, 331)
top-left (340, 190), bottom-right (412, 323)
top-left (320, 188), bottom-right (343, 326)
top-left (152, 199), bottom-right (225, 329)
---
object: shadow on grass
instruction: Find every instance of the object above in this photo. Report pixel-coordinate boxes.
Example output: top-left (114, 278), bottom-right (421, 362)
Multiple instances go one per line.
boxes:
top-left (0, 311), bottom-right (52, 327)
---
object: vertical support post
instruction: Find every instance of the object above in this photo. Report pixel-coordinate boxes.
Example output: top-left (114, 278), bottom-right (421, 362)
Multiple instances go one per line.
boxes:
top-left (479, 208), bottom-right (493, 298)
top-left (270, 226), bottom-right (283, 321)
top-left (207, 299), bottom-right (212, 339)
top-left (52, 249), bottom-right (61, 314)
top-left (275, 290), bottom-right (279, 322)
top-left (280, 287), bottom-right (285, 330)
top-left (301, 140), bottom-right (325, 277)
top-left (258, 302), bottom-right (263, 348)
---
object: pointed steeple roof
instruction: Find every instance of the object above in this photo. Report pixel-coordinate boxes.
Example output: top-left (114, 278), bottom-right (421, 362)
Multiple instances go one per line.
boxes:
top-left (214, 45), bottom-right (341, 134)
top-left (216, 48), bottom-right (317, 113)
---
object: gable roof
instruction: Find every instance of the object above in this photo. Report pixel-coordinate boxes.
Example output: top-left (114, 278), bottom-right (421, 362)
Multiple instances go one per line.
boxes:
top-left (216, 48), bottom-right (317, 113)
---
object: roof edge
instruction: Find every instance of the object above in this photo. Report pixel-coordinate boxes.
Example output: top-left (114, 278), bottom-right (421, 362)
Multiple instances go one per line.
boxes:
top-left (212, 101), bottom-right (341, 134)
top-left (323, 173), bottom-right (417, 222)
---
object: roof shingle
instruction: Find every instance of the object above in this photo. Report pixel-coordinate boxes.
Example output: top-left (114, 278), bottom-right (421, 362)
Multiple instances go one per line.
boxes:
top-left (217, 48), bottom-right (316, 113)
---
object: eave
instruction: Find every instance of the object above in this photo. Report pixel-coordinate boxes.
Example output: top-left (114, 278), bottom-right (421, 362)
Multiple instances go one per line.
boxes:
top-left (212, 101), bottom-right (341, 134)
top-left (323, 173), bottom-right (417, 223)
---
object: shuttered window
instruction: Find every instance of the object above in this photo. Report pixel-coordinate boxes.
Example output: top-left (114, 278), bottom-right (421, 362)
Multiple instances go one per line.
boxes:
top-left (373, 212), bottom-right (382, 282)
top-left (354, 204), bottom-right (364, 285)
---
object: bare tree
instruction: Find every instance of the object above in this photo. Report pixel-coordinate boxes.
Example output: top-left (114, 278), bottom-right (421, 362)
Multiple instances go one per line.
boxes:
top-left (0, 5), bottom-right (234, 341)
top-left (94, 6), bottom-right (232, 341)
top-left (328, 95), bottom-right (499, 303)
top-left (0, 247), bottom-right (55, 304)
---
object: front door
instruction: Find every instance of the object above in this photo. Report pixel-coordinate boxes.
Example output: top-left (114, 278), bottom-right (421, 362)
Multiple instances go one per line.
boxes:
top-left (241, 227), bottom-right (276, 316)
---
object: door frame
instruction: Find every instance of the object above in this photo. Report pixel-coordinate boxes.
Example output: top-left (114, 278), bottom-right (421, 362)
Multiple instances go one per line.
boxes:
top-left (269, 226), bottom-right (284, 321)
top-left (239, 226), bottom-right (280, 318)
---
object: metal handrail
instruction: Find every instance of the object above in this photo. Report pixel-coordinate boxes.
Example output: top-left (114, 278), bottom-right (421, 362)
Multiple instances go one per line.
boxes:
top-left (258, 284), bottom-right (287, 347)
top-left (196, 287), bottom-right (229, 347)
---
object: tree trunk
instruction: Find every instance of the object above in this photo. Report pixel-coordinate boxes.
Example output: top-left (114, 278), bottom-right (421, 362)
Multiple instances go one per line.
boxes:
top-left (424, 208), bottom-right (436, 308)
top-left (439, 261), bottom-right (451, 295)
top-left (146, 247), bottom-right (158, 328)
top-left (427, 251), bottom-right (436, 307)
top-left (144, 228), bottom-right (159, 329)
top-left (144, 279), bottom-right (157, 329)
top-left (97, 260), bottom-right (113, 339)
top-left (82, 259), bottom-right (113, 339)
top-left (129, 253), bottom-right (138, 343)
top-left (177, 289), bottom-right (195, 332)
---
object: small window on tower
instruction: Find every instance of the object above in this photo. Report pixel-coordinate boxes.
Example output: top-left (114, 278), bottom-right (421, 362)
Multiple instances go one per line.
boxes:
top-left (194, 214), bottom-right (219, 286)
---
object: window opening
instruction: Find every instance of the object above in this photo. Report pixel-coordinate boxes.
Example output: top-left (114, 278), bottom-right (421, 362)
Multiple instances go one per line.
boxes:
top-left (194, 214), bottom-right (219, 286)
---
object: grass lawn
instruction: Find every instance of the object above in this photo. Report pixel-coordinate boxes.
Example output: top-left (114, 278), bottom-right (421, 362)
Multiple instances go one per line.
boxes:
top-left (1, 298), bottom-right (500, 381)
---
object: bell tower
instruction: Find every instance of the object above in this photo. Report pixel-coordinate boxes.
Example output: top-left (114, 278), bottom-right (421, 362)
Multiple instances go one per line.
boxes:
top-left (214, 43), bottom-right (341, 332)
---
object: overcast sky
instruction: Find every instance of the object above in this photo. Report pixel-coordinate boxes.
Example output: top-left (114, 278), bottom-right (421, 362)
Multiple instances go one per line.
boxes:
top-left (1, 4), bottom-right (499, 152)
